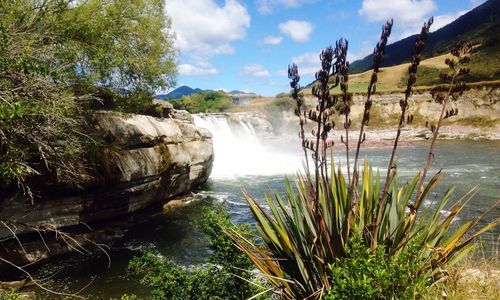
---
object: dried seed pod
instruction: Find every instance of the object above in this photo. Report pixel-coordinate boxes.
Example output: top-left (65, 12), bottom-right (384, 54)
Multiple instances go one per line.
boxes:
top-left (430, 124), bottom-right (436, 133)
top-left (440, 72), bottom-right (450, 81)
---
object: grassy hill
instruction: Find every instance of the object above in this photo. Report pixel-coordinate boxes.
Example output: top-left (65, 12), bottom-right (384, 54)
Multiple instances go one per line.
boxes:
top-left (302, 49), bottom-right (500, 95)
top-left (350, 0), bottom-right (500, 76)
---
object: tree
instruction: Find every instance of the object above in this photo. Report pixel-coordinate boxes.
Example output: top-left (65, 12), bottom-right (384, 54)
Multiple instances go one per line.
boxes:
top-left (0, 0), bottom-right (178, 194)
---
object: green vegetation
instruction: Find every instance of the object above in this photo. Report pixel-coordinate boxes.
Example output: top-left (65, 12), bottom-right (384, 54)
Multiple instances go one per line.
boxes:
top-left (0, 0), bottom-right (176, 193)
top-left (128, 207), bottom-right (260, 300)
top-left (349, 0), bottom-right (499, 73)
top-left (464, 39), bottom-right (500, 82)
top-left (170, 91), bottom-right (232, 113)
top-left (398, 65), bottom-right (445, 87)
top-left (303, 82), bottom-right (372, 95)
top-left (262, 93), bottom-right (295, 133)
top-left (0, 291), bottom-right (18, 300)
top-left (227, 25), bottom-right (497, 300)
top-left (445, 116), bottom-right (498, 128)
top-left (325, 234), bottom-right (427, 299)
top-left (427, 255), bottom-right (500, 299)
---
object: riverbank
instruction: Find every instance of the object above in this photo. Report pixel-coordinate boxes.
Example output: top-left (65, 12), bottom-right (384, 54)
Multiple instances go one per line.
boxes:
top-left (346, 124), bottom-right (500, 148)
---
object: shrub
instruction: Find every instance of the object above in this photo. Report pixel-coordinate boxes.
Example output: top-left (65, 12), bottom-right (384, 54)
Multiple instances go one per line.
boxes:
top-left (128, 207), bottom-right (259, 300)
top-left (0, 291), bottom-right (18, 300)
top-left (398, 65), bottom-right (445, 88)
top-left (0, 0), bottom-right (177, 194)
top-left (263, 94), bottom-right (296, 134)
top-left (325, 234), bottom-right (427, 300)
top-left (227, 18), bottom-right (498, 299)
top-left (171, 91), bottom-right (232, 113)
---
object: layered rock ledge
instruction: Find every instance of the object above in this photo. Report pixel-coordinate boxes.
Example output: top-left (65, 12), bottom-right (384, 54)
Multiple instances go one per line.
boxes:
top-left (0, 111), bottom-right (213, 265)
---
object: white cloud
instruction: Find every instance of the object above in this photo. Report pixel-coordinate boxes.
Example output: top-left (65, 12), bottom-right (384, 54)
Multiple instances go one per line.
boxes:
top-left (178, 63), bottom-right (218, 76)
top-left (239, 64), bottom-right (271, 77)
top-left (165, 0), bottom-right (250, 57)
top-left (279, 20), bottom-right (314, 43)
top-left (279, 45), bottom-right (374, 76)
top-left (358, 0), bottom-right (469, 40)
top-left (431, 10), bottom-right (467, 31)
top-left (263, 35), bottom-right (283, 45)
top-left (329, 10), bottom-right (350, 22)
top-left (396, 9), bottom-right (467, 39)
top-left (292, 52), bottom-right (318, 65)
top-left (348, 43), bottom-right (374, 63)
top-left (359, 0), bottom-right (436, 23)
top-left (469, 0), bottom-right (486, 7)
top-left (257, 0), bottom-right (316, 15)
top-left (276, 52), bottom-right (320, 76)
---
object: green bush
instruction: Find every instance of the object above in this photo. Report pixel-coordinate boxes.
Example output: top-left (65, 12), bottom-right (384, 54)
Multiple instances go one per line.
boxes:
top-left (0, 0), bottom-right (177, 193)
top-left (128, 207), bottom-right (259, 300)
top-left (171, 91), bottom-right (231, 113)
top-left (325, 234), bottom-right (427, 300)
top-left (263, 95), bottom-right (296, 134)
top-left (398, 65), bottom-right (445, 88)
top-left (0, 291), bottom-right (18, 300)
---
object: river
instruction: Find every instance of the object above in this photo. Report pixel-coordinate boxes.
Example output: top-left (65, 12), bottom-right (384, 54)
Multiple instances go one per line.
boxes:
top-left (31, 115), bottom-right (499, 298)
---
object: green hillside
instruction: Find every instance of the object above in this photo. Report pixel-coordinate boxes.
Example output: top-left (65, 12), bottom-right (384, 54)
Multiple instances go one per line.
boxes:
top-left (350, 0), bottom-right (500, 79)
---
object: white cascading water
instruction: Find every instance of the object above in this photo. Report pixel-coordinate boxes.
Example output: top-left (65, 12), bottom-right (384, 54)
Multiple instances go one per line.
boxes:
top-left (194, 115), bottom-right (301, 179)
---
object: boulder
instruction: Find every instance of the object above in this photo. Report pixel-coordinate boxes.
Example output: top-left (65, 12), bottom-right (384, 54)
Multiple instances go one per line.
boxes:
top-left (0, 111), bottom-right (213, 255)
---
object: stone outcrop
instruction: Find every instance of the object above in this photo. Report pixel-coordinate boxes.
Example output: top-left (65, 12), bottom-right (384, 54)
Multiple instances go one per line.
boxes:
top-left (0, 111), bottom-right (213, 258)
top-left (298, 86), bottom-right (500, 139)
top-left (349, 86), bottom-right (500, 123)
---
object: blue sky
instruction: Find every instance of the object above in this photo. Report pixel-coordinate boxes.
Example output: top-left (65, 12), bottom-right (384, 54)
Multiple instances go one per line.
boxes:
top-left (163, 0), bottom-right (486, 96)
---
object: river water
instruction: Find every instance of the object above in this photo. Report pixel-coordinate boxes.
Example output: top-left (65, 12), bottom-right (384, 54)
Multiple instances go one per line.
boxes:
top-left (32, 116), bottom-right (499, 298)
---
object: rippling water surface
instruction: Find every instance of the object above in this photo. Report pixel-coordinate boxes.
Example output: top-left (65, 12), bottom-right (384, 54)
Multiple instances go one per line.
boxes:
top-left (33, 121), bottom-right (499, 299)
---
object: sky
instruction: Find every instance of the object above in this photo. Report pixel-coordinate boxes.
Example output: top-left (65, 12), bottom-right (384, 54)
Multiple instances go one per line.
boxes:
top-left (163, 0), bottom-right (487, 96)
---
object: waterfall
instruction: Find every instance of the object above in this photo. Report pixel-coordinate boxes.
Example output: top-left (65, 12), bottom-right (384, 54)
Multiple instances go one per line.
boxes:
top-left (194, 114), bottom-right (301, 179)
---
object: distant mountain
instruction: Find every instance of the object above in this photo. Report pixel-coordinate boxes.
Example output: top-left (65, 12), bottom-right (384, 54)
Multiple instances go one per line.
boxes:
top-left (350, 0), bottom-right (500, 73)
top-left (155, 85), bottom-right (204, 100)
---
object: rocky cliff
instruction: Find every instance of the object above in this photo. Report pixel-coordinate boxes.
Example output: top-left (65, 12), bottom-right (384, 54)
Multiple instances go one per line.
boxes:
top-left (0, 110), bottom-right (213, 265)
top-left (296, 86), bottom-right (500, 139)
top-left (349, 86), bottom-right (500, 124)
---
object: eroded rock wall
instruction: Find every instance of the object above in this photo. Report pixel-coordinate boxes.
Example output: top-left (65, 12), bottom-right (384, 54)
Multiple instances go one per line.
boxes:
top-left (0, 111), bottom-right (214, 240)
top-left (349, 86), bottom-right (500, 122)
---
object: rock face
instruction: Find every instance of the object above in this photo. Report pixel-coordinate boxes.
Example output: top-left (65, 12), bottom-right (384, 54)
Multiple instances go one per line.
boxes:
top-left (298, 86), bottom-right (500, 139)
top-left (349, 86), bottom-right (500, 123)
top-left (0, 111), bottom-right (213, 242)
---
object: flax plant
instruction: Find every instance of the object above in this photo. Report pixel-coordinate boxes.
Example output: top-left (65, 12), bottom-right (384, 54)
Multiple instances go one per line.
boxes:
top-left (228, 19), bottom-right (498, 300)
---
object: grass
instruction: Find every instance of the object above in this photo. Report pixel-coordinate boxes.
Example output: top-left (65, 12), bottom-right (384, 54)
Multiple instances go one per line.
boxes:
top-left (426, 253), bottom-right (500, 300)
top-left (398, 65), bottom-right (446, 88)
top-left (300, 40), bottom-right (500, 95)
top-left (302, 82), bottom-right (373, 95)
top-left (341, 53), bottom-right (453, 93)
top-left (444, 116), bottom-right (498, 128)
top-left (225, 96), bottom-right (276, 112)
